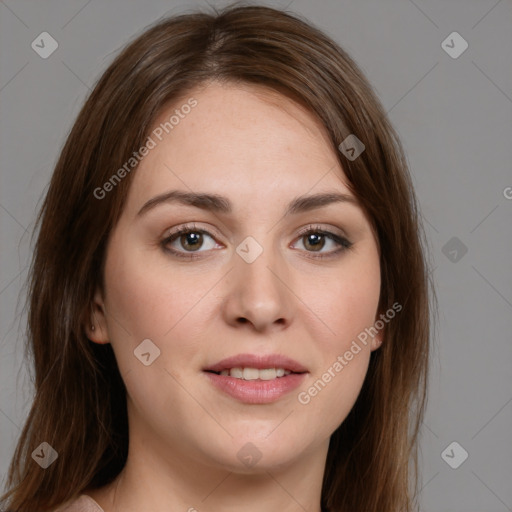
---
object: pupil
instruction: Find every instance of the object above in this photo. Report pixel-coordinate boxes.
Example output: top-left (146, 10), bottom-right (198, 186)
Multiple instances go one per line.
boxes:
top-left (182, 232), bottom-right (202, 251)
top-left (306, 233), bottom-right (323, 251)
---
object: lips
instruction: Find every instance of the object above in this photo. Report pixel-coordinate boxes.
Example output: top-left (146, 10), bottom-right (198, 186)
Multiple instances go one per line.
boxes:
top-left (203, 353), bottom-right (308, 374)
top-left (203, 353), bottom-right (308, 404)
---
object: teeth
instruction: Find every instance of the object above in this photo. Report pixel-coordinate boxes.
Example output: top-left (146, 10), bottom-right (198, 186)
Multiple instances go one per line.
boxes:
top-left (218, 367), bottom-right (292, 380)
top-left (230, 367), bottom-right (244, 379)
top-left (243, 368), bottom-right (259, 380)
top-left (259, 368), bottom-right (276, 380)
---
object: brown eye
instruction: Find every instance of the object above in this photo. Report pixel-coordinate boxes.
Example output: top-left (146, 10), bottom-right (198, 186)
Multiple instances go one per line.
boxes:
top-left (161, 224), bottom-right (220, 259)
top-left (302, 233), bottom-right (325, 252)
top-left (177, 232), bottom-right (204, 251)
top-left (292, 226), bottom-right (353, 259)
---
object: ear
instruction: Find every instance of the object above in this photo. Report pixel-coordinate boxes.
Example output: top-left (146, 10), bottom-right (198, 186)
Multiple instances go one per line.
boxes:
top-left (371, 334), bottom-right (383, 352)
top-left (370, 311), bottom-right (385, 352)
top-left (84, 287), bottom-right (110, 344)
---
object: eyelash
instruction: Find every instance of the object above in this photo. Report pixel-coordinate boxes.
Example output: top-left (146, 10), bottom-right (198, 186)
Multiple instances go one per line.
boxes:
top-left (160, 223), bottom-right (353, 260)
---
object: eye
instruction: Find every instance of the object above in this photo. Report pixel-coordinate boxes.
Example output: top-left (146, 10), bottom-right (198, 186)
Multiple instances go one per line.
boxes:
top-left (161, 223), bottom-right (353, 260)
top-left (291, 225), bottom-right (353, 258)
top-left (161, 223), bottom-right (221, 259)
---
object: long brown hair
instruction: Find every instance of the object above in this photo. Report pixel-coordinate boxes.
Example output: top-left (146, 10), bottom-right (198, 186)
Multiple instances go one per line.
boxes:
top-left (1, 4), bottom-right (434, 511)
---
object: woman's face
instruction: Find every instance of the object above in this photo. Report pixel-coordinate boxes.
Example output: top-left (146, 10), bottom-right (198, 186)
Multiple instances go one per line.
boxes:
top-left (89, 82), bottom-right (382, 473)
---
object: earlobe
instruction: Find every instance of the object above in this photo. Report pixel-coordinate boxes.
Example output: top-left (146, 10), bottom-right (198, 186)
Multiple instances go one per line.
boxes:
top-left (372, 337), bottom-right (383, 351)
top-left (84, 288), bottom-right (110, 344)
top-left (370, 311), bottom-right (385, 351)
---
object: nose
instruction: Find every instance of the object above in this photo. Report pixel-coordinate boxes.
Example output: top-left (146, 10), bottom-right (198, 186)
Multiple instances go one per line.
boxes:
top-left (221, 241), bottom-right (294, 333)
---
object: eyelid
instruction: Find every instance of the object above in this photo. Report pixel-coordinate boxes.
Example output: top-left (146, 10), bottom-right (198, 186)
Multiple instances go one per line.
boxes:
top-left (295, 223), bottom-right (348, 240)
top-left (163, 222), bottom-right (348, 241)
top-left (164, 222), bottom-right (222, 240)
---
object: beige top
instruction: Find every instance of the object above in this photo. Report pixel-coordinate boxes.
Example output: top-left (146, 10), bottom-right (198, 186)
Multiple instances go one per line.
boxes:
top-left (55, 494), bottom-right (105, 512)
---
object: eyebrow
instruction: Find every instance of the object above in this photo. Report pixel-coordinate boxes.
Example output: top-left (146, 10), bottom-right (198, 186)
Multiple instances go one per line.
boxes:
top-left (137, 189), bottom-right (357, 217)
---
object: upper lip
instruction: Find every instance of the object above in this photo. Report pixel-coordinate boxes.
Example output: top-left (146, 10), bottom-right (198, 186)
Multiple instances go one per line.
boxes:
top-left (204, 353), bottom-right (308, 373)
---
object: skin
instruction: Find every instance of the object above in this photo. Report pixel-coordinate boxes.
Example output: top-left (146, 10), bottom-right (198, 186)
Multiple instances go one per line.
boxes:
top-left (86, 81), bottom-right (382, 512)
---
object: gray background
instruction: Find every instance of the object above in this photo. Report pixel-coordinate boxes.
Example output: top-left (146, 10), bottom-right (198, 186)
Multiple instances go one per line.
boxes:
top-left (1, 0), bottom-right (511, 510)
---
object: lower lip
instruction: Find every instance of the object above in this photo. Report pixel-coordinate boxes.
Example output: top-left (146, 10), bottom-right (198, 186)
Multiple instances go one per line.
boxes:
top-left (204, 372), bottom-right (307, 404)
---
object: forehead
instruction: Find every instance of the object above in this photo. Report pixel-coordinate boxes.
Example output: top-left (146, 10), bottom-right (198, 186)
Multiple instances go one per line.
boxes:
top-left (125, 81), bottom-right (353, 212)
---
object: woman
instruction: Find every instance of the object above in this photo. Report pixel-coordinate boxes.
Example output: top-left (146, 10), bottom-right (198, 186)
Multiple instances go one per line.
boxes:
top-left (1, 4), bottom-right (433, 512)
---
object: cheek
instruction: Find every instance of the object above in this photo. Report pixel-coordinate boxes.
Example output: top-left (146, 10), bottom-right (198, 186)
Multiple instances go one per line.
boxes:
top-left (101, 241), bottom-right (210, 417)
top-left (103, 237), bottom-right (211, 341)
top-left (297, 295), bottom-right (377, 437)
top-left (296, 247), bottom-right (380, 427)
top-left (317, 245), bottom-right (381, 350)
top-left (101, 236), bottom-right (223, 397)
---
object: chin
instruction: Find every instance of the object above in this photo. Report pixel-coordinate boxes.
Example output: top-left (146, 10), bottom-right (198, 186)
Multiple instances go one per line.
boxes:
top-left (210, 430), bottom-right (309, 472)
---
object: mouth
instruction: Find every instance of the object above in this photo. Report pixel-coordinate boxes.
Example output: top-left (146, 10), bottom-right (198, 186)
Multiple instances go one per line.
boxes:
top-left (203, 353), bottom-right (308, 378)
top-left (203, 354), bottom-right (308, 404)
top-left (205, 367), bottom-right (297, 380)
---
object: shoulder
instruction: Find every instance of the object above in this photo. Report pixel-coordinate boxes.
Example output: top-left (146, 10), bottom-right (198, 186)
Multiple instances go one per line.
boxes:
top-left (53, 494), bottom-right (105, 512)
